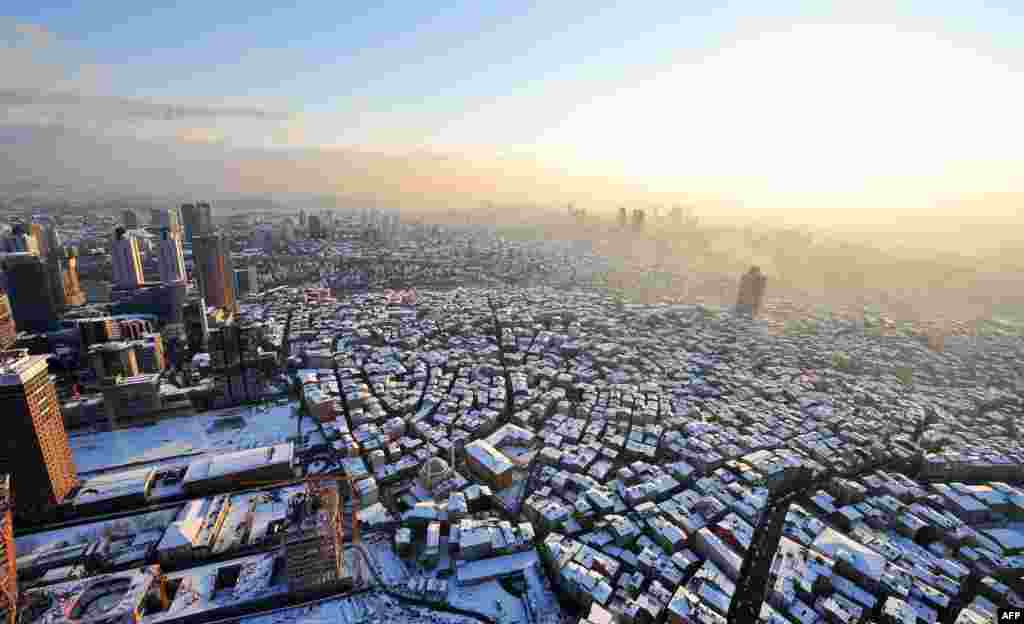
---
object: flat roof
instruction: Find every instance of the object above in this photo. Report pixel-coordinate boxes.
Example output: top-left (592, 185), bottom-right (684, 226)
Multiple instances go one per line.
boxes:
top-left (812, 527), bottom-right (886, 581)
top-left (985, 528), bottom-right (1024, 553)
top-left (0, 350), bottom-right (48, 386)
top-left (456, 550), bottom-right (539, 584)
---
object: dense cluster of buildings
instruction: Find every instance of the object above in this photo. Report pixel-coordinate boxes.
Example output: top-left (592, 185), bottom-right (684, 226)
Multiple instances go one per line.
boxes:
top-left (0, 204), bottom-right (1023, 624)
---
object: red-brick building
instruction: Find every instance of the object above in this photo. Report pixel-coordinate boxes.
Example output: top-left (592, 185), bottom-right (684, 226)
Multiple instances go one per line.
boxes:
top-left (0, 475), bottom-right (15, 624)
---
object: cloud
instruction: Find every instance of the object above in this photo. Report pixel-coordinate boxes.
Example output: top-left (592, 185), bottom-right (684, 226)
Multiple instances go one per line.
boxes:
top-left (0, 89), bottom-right (289, 121)
top-left (0, 20), bottom-right (290, 140)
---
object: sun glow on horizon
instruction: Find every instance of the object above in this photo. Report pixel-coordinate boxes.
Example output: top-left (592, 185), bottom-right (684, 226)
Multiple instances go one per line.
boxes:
top-left (533, 23), bottom-right (1024, 210)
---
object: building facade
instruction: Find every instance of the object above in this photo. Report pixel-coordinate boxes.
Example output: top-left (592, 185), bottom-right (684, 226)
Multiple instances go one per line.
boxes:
top-left (0, 475), bottom-right (13, 624)
top-left (2, 253), bottom-right (61, 333)
top-left (184, 297), bottom-right (209, 355)
top-left (234, 266), bottom-right (258, 297)
top-left (192, 234), bottom-right (236, 311)
top-left (157, 229), bottom-right (186, 283)
top-left (122, 210), bottom-right (139, 229)
top-left (181, 202), bottom-right (213, 243)
top-left (0, 295), bottom-right (15, 351)
top-left (89, 342), bottom-right (140, 382)
top-left (150, 207), bottom-right (181, 234)
top-left (2, 224), bottom-right (39, 255)
top-left (0, 350), bottom-right (77, 518)
top-left (111, 228), bottom-right (144, 289)
top-left (54, 247), bottom-right (86, 307)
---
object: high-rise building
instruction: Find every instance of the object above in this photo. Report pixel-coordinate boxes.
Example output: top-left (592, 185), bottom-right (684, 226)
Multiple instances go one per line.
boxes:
top-left (56, 246), bottom-right (86, 306)
top-left (234, 265), bottom-right (258, 297)
top-left (43, 246), bottom-right (85, 309)
top-left (181, 203), bottom-right (196, 242)
top-left (0, 349), bottom-right (77, 519)
top-left (89, 341), bottom-right (140, 381)
top-left (308, 215), bottom-right (322, 239)
top-left (2, 253), bottom-right (61, 333)
top-left (150, 207), bottom-right (181, 235)
top-left (101, 373), bottom-right (162, 429)
top-left (110, 281), bottom-right (186, 326)
top-left (122, 210), bottom-right (139, 229)
top-left (29, 223), bottom-right (49, 258)
top-left (0, 295), bottom-right (14, 351)
top-left (45, 225), bottom-right (61, 257)
top-left (208, 322), bottom-right (271, 405)
top-left (0, 475), bottom-right (14, 624)
top-left (184, 297), bottom-right (209, 355)
top-left (2, 224), bottom-right (39, 254)
top-left (157, 228), bottom-right (186, 283)
top-left (181, 202), bottom-right (213, 243)
top-left (299, 209), bottom-right (307, 227)
top-left (132, 333), bottom-right (166, 374)
top-left (192, 234), bottom-right (236, 311)
top-left (250, 226), bottom-right (274, 254)
top-left (111, 227), bottom-right (144, 289)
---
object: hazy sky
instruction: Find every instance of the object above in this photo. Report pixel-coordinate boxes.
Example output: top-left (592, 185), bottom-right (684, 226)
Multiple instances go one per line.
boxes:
top-left (3, 1), bottom-right (1023, 212)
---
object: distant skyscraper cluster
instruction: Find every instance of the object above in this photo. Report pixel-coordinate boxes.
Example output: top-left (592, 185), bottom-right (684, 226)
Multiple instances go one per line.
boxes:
top-left (0, 221), bottom-right (84, 332)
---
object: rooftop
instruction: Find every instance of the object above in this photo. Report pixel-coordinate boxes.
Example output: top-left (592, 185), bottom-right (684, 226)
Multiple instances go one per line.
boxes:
top-left (0, 349), bottom-right (48, 386)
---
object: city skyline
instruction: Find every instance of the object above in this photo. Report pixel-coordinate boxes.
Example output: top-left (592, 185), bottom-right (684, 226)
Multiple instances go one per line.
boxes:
top-left (2, 2), bottom-right (1023, 214)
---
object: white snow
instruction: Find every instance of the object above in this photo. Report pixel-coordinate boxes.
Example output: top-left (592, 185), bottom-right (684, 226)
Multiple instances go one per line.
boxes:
top-left (448, 578), bottom-right (527, 624)
top-left (70, 403), bottom-right (303, 474)
top-left (240, 592), bottom-right (481, 624)
top-left (365, 540), bottom-right (410, 587)
top-left (16, 508), bottom-right (180, 558)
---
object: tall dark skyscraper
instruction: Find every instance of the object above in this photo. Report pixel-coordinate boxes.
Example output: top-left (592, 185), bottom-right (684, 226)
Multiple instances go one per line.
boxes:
top-left (308, 214), bottom-right (322, 239)
top-left (2, 254), bottom-right (61, 333)
top-left (193, 234), bottom-right (236, 311)
top-left (0, 350), bottom-right (77, 519)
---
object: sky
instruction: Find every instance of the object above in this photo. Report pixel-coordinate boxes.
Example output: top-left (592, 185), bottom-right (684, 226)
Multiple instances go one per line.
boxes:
top-left (2, 1), bottom-right (1024, 214)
